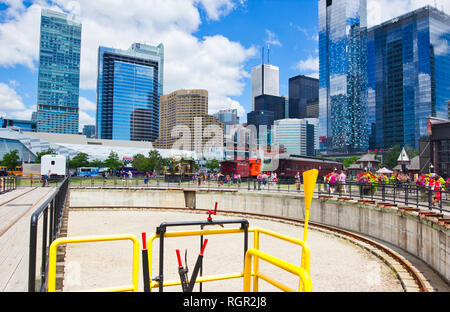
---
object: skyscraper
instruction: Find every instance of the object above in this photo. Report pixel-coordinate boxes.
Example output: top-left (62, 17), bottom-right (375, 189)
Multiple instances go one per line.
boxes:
top-left (289, 75), bottom-right (319, 119)
top-left (367, 6), bottom-right (450, 150)
top-left (251, 64), bottom-right (279, 111)
top-left (36, 9), bottom-right (82, 134)
top-left (318, 0), bottom-right (368, 154)
top-left (96, 43), bottom-right (164, 142)
top-left (273, 118), bottom-right (319, 156)
top-left (254, 94), bottom-right (286, 122)
top-left (154, 89), bottom-right (223, 151)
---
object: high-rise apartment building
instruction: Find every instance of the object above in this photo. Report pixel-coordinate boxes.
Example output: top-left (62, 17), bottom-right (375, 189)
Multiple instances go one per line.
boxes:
top-left (367, 6), bottom-right (450, 150)
top-left (251, 64), bottom-right (279, 111)
top-left (96, 43), bottom-right (164, 142)
top-left (82, 125), bottom-right (96, 138)
top-left (36, 9), bottom-right (82, 134)
top-left (289, 75), bottom-right (319, 119)
top-left (155, 89), bottom-right (223, 151)
top-left (318, 0), bottom-right (369, 154)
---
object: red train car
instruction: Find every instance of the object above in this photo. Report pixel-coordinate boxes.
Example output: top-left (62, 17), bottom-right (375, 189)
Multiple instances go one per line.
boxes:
top-left (220, 159), bottom-right (263, 178)
top-left (274, 154), bottom-right (343, 181)
top-left (220, 161), bottom-right (250, 178)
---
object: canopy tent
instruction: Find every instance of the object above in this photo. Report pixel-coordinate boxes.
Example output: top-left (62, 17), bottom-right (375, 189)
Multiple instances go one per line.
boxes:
top-left (376, 167), bottom-right (393, 174)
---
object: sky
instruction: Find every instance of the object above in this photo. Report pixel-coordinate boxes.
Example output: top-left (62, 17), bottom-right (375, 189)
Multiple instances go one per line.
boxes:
top-left (0, 0), bottom-right (449, 132)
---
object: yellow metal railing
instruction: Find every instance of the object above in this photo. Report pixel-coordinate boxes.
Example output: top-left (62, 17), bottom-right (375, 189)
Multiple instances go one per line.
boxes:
top-left (146, 227), bottom-right (311, 292)
top-left (46, 169), bottom-right (318, 292)
top-left (47, 234), bottom-right (140, 292)
top-left (243, 248), bottom-right (312, 292)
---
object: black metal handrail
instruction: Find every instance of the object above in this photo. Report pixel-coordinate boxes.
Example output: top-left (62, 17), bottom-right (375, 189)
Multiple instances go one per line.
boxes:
top-left (68, 176), bottom-right (449, 214)
top-left (317, 181), bottom-right (449, 213)
top-left (28, 176), bottom-right (69, 292)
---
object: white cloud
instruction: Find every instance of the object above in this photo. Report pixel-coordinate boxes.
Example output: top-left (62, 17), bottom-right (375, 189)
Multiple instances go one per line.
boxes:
top-left (265, 29), bottom-right (282, 47)
top-left (0, 82), bottom-right (26, 111)
top-left (367, 0), bottom-right (450, 27)
top-left (296, 55), bottom-right (319, 72)
top-left (79, 96), bottom-right (96, 111)
top-left (0, 0), bottom-right (255, 119)
top-left (196, 0), bottom-right (244, 21)
top-left (78, 110), bottom-right (95, 132)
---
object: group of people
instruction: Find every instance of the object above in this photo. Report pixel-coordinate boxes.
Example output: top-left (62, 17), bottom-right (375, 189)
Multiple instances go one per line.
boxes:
top-left (324, 170), bottom-right (348, 194)
top-left (256, 172), bottom-right (278, 189)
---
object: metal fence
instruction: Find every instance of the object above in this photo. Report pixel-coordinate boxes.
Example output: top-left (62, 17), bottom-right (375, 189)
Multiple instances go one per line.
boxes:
top-left (0, 176), bottom-right (17, 194)
top-left (28, 176), bottom-right (69, 292)
top-left (67, 176), bottom-right (449, 214)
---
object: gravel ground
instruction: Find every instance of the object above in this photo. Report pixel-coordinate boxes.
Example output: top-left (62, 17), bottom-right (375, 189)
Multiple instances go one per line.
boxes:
top-left (63, 209), bottom-right (404, 292)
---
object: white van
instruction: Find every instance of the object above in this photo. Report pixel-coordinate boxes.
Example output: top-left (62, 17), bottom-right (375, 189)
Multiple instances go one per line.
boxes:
top-left (41, 155), bottom-right (66, 180)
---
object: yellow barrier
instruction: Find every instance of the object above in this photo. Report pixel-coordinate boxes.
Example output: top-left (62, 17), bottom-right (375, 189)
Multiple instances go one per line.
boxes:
top-left (146, 227), bottom-right (311, 292)
top-left (47, 234), bottom-right (140, 292)
top-left (243, 248), bottom-right (312, 292)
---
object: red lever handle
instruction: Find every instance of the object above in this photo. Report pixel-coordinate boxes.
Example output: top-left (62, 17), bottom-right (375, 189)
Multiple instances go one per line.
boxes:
top-left (141, 232), bottom-right (147, 250)
top-left (200, 239), bottom-right (208, 256)
top-left (176, 249), bottom-right (183, 268)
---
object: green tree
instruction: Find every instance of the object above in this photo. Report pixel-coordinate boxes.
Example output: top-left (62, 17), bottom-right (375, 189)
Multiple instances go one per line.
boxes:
top-left (1, 150), bottom-right (20, 169)
top-left (205, 159), bottom-right (219, 172)
top-left (35, 148), bottom-right (56, 163)
top-left (342, 156), bottom-right (360, 169)
top-left (132, 153), bottom-right (149, 172)
top-left (147, 150), bottom-right (164, 173)
top-left (68, 152), bottom-right (90, 169)
top-left (104, 151), bottom-right (123, 171)
top-left (385, 145), bottom-right (402, 169)
top-left (89, 159), bottom-right (104, 168)
top-left (385, 145), bottom-right (419, 169)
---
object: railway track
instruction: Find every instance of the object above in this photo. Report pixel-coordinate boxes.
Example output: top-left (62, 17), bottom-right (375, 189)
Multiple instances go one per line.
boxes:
top-left (0, 187), bottom-right (55, 238)
top-left (69, 204), bottom-right (433, 292)
top-left (0, 187), bottom-right (38, 207)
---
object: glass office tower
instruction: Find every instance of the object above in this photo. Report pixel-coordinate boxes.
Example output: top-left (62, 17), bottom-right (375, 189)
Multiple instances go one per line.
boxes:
top-left (289, 75), bottom-right (319, 119)
top-left (96, 43), bottom-right (164, 142)
top-left (36, 9), bottom-right (82, 134)
top-left (254, 94), bottom-right (286, 122)
top-left (368, 6), bottom-right (450, 150)
top-left (318, 0), bottom-right (368, 154)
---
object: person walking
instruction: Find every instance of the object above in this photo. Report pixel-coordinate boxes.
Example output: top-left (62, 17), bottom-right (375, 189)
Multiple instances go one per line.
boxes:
top-left (339, 170), bottom-right (347, 194)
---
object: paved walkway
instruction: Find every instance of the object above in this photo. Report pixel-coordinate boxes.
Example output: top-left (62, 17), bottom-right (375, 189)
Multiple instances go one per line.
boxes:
top-left (63, 209), bottom-right (404, 292)
top-left (0, 187), bottom-right (56, 292)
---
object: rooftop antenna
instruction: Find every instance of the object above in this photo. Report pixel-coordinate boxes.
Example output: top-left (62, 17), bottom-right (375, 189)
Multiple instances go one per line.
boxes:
top-left (262, 46), bottom-right (265, 65)
top-left (267, 45), bottom-right (270, 65)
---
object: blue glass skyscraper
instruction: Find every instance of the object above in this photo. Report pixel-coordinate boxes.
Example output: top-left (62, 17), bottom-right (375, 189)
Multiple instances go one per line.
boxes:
top-left (318, 0), bottom-right (368, 154)
top-left (36, 9), bottom-right (82, 134)
top-left (96, 43), bottom-right (164, 142)
top-left (367, 6), bottom-right (450, 150)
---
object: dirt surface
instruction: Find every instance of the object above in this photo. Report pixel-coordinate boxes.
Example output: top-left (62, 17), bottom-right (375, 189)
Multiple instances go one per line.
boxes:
top-left (63, 209), bottom-right (404, 292)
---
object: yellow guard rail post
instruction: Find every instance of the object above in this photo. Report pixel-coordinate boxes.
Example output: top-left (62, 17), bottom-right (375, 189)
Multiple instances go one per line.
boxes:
top-left (243, 248), bottom-right (312, 292)
top-left (47, 234), bottom-right (140, 292)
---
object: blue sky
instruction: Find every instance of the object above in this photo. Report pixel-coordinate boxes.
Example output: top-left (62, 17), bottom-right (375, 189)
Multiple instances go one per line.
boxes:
top-left (0, 0), bottom-right (448, 131)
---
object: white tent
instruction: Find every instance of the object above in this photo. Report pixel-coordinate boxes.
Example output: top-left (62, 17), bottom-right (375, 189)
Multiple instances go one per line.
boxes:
top-left (376, 167), bottom-right (393, 174)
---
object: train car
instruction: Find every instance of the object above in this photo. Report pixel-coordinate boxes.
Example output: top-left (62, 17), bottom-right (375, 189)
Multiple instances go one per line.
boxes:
top-left (220, 158), bottom-right (262, 179)
top-left (220, 161), bottom-right (250, 178)
top-left (275, 154), bottom-right (343, 182)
